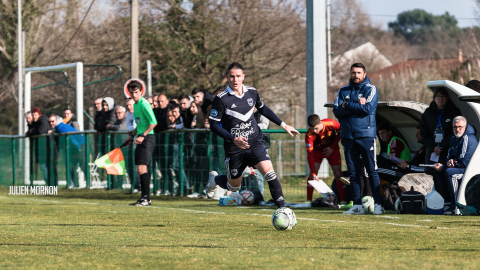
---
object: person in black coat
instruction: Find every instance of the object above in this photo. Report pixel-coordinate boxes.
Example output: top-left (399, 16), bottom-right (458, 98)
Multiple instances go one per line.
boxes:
top-left (419, 87), bottom-right (461, 200)
top-left (26, 108), bottom-right (50, 183)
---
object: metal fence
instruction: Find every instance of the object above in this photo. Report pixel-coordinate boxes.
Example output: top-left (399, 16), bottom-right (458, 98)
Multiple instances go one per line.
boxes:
top-left (0, 129), bottom-right (333, 201)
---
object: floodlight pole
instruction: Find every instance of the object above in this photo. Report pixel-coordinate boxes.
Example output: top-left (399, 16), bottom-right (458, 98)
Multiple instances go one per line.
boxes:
top-left (147, 60), bottom-right (152, 96)
top-left (306, 0), bottom-right (328, 177)
top-left (131, 0), bottom-right (139, 78)
top-left (18, 0), bottom-right (23, 135)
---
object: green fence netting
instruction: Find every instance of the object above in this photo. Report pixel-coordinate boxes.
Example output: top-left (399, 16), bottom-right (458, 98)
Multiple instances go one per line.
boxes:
top-left (0, 129), bottom-right (335, 201)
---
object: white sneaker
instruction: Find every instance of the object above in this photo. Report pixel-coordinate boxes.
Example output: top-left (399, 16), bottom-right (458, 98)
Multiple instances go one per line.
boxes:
top-left (372, 204), bottom-right (384, 215)
top-left (206, 171), bottom-right (218, 198)
top-left (343, 205), bottom-right (365, 215)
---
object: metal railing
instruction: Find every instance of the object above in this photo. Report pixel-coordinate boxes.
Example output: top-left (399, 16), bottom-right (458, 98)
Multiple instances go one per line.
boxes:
top-left (0, 129), bottom-right (334, 201)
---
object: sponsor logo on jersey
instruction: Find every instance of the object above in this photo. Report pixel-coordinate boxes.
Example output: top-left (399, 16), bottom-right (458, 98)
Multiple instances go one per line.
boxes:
top-left (306, 143), bottom-right (311, 148)
top-left (345, 95), bottom-right (350, 99)
top-left (231, 103), bottom-right (237, 108)
top-left (247, 98), bottom-right (254, 106)
top-left (231, 169), bottom-right (238, 176)
top-left (230, 121), bottom-right (255, 140)
top-left (211, 109), bottom-right (218, 116)
top-left (136, 117), bottom-right (141, 124)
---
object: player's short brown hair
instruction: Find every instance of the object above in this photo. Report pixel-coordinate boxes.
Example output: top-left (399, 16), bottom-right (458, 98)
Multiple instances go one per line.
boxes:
top-left (307, 114), bottom-right (321, 128)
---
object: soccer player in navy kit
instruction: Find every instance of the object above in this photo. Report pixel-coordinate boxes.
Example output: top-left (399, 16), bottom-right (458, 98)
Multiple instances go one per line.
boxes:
top-left (205, 62), bottom-right (300, 208)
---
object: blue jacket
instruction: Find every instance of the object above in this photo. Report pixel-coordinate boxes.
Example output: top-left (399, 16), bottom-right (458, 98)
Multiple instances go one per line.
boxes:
top-left (55, 123), bottom-right (85, 150)
top-left (332, 76), bottom-right (378, 139)
top-left (445, 124), bottom-right (478, 169)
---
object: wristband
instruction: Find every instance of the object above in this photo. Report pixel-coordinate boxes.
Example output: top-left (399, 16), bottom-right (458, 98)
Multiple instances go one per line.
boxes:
top-left (138, 133), bottom-right (145, 138)
top-left (280, 122), bottom-right (287, 128)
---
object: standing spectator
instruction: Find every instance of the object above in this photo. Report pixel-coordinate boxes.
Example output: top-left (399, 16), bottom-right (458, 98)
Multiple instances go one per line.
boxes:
top-left (100, 97), bottom-right (117, 131)
top-left (192, 88), bottom-right (213, 129)
top-left (179, 94), bottom-right (195, 129)
top-left (25, 111), bottom-right (33, 135)
top-left (434, 116), bottom-right (478, 214)
top-left (26, 108), bottom-right (50, 183)
top-left (146, 96), bottom-right (154, 108)
top-left (167, 103), bottom-right (184, 130)
top-left (152, 93), bottom-right (160, 109)
top-left (126, 99), bottom-right (136, 132)
top-left (94, 97), bottom-right (104, 134)
top-left (63, 108), bottom-right (80, 130)
top-left (333, 63), bottom-right (383, 215)
top-left (107, 106), bottom-right (127, 131)
top-left (420, 88), bottom-right (461, 203)
top-left (153, 94), bottom-right (169, 133)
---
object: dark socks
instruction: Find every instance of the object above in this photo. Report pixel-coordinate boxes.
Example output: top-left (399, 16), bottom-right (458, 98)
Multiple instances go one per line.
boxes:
top-left (140, 173), bottom-right (150, 200)
top-left (215, 175), bottom-right (229, 190)
top-left (268, 179), bottom-right (285, 208)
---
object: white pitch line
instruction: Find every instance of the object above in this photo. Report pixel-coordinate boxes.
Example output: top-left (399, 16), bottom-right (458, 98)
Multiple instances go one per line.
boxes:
top-left (3, 196), bottom-right (480, 231)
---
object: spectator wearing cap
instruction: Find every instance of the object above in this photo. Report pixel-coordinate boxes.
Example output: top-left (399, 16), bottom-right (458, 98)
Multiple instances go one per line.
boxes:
top-left (63, 108), bottom-right (80, 130)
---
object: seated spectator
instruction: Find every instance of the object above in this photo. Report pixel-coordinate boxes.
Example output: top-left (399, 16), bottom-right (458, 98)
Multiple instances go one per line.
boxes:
top-left (26, 108), bottom-right (49, 136)
top-left (167, 103), bottom-right (184, 130)
top-left (396, 126), bottom-right (426, 173)
top-left (126, 99), bottom-right (136, 133)
top-left (93, 97), bottom-right (104, 134)
top-left (179, 94), bottom-right (195, 128)
top-left (63, 108), bottom-right (80, 130)
top-left (378, 123), bottom-right (411, 162)
top-left (465, 79), bottom-right (480, 93)
top-left (98, 97), bottom-right (116, 132)
top-left (107, 106), bottom-right (127, 131)
top-left (420, 87), bottom-right (461, 201)
top-left (146, 96), bottom-right (154, 108)
top-left (153, 94), bottom-right (169, 133)
top-left (192, 88), bottom-right (213, 129)
top-left (434, 116), bottom-right (478, 214)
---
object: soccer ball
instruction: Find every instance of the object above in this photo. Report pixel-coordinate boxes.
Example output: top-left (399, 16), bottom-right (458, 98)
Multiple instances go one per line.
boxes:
top-left (240, 190), bottom-right (255, 205)
top-left (362, 196), bottom-right (375, 213)
top-left (272, 208), bottom-right (297, 230)
top-left (324, 192), bottom-right (337, 204)
top-left (395, 198), bottom-right (401, 214)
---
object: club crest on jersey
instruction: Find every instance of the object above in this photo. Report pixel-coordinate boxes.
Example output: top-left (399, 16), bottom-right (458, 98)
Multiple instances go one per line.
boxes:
top-left (306, 143), bottom-right (311, 148)
top-left (211, 109), bottom-right (218, 117)
top-left (247, 98), bottom-right (253, 106)
top-left (231, 169), bottom-right (238, 176)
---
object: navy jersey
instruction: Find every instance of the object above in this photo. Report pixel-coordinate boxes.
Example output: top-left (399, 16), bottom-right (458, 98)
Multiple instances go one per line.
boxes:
top-left (209, 85), bottom-right (264, 149)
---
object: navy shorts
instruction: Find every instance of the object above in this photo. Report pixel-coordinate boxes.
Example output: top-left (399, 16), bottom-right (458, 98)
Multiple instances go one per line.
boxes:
top-left (224, 137), bottom-right (270, 179)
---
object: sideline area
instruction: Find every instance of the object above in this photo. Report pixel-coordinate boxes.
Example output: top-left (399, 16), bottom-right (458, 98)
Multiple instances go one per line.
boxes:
top-left (1, 188), bottom-right (480, 268)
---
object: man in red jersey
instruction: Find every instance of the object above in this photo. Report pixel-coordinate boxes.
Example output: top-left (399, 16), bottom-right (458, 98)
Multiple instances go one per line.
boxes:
top-left (305, 114), bottom-right (351, 208)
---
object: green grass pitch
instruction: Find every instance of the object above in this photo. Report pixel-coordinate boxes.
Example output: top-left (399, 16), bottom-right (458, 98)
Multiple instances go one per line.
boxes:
top-left (1, 187), bottom-right (480, 269)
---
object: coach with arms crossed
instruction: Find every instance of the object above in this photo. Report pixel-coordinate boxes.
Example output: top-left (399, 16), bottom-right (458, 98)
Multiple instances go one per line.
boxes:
top-left (333, 63), bottom-right (383, 215)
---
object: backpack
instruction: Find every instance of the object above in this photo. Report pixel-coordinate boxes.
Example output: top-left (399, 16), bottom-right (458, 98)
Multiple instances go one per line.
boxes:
top-left (397, 186), bottom-right (426, 214)
top-left (383, 182), bottom-right (406, 210)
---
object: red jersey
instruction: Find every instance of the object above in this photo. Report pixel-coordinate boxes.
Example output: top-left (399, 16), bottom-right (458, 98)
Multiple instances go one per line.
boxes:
top-left (305, 119), bottom-right (341, 175)
top-left (305, 119), bottom-right (341, 152)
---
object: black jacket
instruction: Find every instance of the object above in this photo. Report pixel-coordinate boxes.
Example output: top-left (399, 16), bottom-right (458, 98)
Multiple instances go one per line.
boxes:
top-left (180, 108), bottom-right (195, 129)
top-left (201, 92), bottom-right (213, 114)
top-left (153, 107), bottom-right (169, 133)
top-left (27, 115), bottom-right (49, 136)
top-left (94, 111), bottom-right (105, 131)
top-left (420, 100), bottom-right (461, 160)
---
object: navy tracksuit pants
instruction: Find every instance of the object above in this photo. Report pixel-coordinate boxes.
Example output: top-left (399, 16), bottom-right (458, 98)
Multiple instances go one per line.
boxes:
top-left (342, 138), bottom-right (381, 205)
top-left (435, 167), bottom-right (465, 205)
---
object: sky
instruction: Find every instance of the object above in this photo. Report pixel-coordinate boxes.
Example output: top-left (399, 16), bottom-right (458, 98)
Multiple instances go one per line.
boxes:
top-left (358, 0), bottom-right (478, 29)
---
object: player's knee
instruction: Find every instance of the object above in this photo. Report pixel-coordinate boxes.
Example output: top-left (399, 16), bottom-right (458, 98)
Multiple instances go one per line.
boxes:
top-left (264, 170), bottom-right (277, 181)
